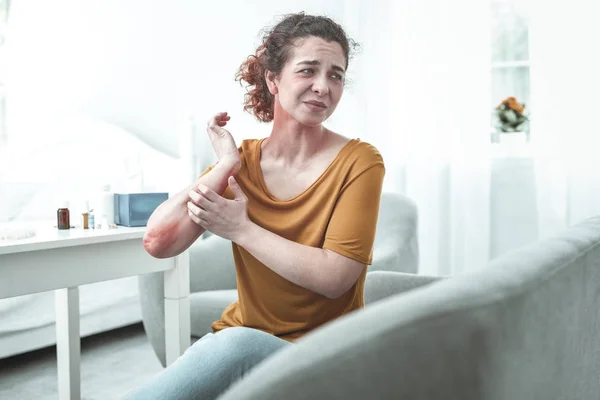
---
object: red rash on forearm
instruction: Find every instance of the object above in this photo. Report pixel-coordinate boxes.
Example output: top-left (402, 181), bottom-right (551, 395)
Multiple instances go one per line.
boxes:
top-left (142, 159), bottom-right (238, 258)
top-left (143, 220), bottom-right (180, 258)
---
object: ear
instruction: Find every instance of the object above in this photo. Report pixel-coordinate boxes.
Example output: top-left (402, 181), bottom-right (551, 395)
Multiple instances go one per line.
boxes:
top-left (265, 70), bottom-right (279, 95)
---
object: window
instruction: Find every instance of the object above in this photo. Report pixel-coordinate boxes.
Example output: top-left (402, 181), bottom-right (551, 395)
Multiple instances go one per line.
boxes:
top-left (490, 0), bottom-right (531, 142)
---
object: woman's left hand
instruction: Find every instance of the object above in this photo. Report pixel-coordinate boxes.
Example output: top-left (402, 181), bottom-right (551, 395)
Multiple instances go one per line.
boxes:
top-left (187, 176), bottom-right (251, 242)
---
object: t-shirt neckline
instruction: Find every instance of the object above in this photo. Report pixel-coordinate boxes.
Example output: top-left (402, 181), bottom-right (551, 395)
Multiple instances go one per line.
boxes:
top-left (254, 137), bottom-right (357, 203)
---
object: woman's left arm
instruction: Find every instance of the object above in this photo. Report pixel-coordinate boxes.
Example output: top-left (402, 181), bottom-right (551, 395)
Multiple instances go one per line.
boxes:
top-left (187, 175), bottom-right (365, 299)
top-left (237, 221), bottom-right (365, 299)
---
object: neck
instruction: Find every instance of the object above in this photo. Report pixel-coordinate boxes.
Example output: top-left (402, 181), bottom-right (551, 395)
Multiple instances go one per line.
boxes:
top-left (263, 101), bottom-right (329, 166)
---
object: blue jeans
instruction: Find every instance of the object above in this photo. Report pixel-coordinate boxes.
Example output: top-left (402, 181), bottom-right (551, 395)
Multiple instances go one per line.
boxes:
top-left (123, 327), bottom-right (291, 400)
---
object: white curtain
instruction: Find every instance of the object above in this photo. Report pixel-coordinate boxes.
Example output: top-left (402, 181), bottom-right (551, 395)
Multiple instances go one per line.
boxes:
top-left (529, 0), bottom-right (600, 239)
top-left (339, 0), bottom-right (492, 275)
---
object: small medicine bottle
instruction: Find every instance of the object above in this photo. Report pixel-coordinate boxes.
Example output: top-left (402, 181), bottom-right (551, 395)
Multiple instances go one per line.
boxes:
top-left (89, 209), bottom-right (95, 229)
top-left (57, 201), bottom-right (71, 230)
top-left (82, 201), bottom-right (90, 229)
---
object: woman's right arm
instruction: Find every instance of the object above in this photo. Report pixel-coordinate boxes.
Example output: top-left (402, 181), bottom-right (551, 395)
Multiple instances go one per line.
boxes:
top-left (142, 161), bottom-right (237, 259)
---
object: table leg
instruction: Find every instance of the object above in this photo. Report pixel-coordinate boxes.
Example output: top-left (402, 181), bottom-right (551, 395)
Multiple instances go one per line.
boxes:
top-left (164, 251), bottom-right (191, 366)
top-left (55, 287), bottom-right (81, 400)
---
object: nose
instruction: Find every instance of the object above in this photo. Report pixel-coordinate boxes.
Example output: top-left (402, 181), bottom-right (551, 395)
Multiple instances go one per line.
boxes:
top-left (311, 74), bottom-right (329, 97)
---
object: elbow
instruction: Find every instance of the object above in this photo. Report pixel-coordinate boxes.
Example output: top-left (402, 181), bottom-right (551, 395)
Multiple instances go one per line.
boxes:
top-left (324, 281), bottom-right (351, 300)
top-left (324, 290), bottom-right (343, 300)
top-left (143, 219), bottom-right (184, 259)
top-left (325, 290), bottom-right (347, 300)
top-left (323, 267), bottom-right (363, 299)
top-left (320, 251), bottom-right (366, 299)
top-left (143, 231), bottom-right (168, 259)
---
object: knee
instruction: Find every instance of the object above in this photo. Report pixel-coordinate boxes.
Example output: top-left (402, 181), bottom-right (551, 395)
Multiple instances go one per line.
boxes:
top-left (217, 326), bottom-right (265, 340)
top-left (216, 327), bottom-right (272, 349)
top-left (213, 327), bottom-right (285, 362)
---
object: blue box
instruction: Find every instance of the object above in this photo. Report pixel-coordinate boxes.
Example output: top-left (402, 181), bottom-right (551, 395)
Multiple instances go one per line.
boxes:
top-left (115, 193), bottom-right (169, 227)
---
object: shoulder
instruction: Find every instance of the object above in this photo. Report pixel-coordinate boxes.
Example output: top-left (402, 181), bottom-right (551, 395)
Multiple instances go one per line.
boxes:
top-left (327, 135), bottom-right (385, 189)
top-left (350, 140), bottom-right (383, 163)
top-left (328, 131), bottom-right (383, 165)
top-left (239, 138), bottom-right (261, 155)
top-left (342, 138), bottom-right (385, 172)
top-left (236, 138), bottom-right (263, 167)
top-left (329, 137), bottom-right (385, 193)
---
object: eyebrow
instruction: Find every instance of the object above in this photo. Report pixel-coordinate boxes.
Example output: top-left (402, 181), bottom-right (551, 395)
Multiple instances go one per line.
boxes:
top-left (296, 60), bottom-right (346, 73)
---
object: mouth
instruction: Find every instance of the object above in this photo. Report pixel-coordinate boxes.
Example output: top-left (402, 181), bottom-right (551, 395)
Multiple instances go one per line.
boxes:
top-left (304, 100), bottom-right (327, 109)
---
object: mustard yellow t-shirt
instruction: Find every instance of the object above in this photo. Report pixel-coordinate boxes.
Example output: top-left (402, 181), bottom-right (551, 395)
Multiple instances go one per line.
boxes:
top-left (202, 138), bottom-right (385, 342)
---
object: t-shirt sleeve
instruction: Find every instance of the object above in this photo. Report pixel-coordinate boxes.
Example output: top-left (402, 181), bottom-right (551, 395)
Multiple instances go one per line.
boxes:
top-left (323, 162), bottom-right (385, 265)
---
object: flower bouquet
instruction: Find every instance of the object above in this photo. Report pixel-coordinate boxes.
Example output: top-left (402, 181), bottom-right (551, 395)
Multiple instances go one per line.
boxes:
top-left (494, 96), bottom-right (529, 133)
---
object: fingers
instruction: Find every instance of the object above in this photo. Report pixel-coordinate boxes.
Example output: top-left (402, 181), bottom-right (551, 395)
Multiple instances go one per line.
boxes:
top-left (207, 121), bottom-right (231, 139)
top-left (187, 207), bottom-right (208, 227)
top-left (196, 183), bottom-right (222, 206)
top-left (207, 112), bottom-right (230, 129)
top-left (207, 112), bottom-right (232, 140)
top-left (188, 185), bottom-right (223, 221)
top-left (216, 113), bottom-right (230, 127)
top-left (188, 188), bottom-right (207, 207)
top-left (187, 200), bottom-right (203, 217)
top-left (187, 200), bottom-right (211, 227)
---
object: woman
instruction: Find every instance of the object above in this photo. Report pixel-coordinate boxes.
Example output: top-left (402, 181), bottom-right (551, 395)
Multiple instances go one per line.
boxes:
top-left (126, 12), bottom-right (384, 400)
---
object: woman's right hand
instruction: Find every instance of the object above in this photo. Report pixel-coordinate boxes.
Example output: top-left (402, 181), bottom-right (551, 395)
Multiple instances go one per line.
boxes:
top-left (207, 112), bottom-right (241, 174)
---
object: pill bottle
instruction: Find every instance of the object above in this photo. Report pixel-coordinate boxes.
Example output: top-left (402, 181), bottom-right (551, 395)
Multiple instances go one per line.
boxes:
top-left (82, 201), bottom-right (90, 229)
top-left (57, 202), bottom-right (70, 230)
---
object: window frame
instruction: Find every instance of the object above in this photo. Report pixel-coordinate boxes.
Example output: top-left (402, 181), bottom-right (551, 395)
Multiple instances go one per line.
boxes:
top-left (490, 0), bottom-right (531, 144)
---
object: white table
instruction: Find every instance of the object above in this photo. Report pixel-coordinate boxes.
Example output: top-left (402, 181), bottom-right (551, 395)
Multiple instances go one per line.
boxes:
top-left (0, 224), bottom-right (191, 400)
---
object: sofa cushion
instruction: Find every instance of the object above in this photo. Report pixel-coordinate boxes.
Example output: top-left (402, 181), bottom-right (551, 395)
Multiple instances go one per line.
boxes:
top-left (190, 289), bottom-right (238, 338)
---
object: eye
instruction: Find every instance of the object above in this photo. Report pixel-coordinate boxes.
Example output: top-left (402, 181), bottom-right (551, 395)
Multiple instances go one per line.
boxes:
top-left (331, 73), bottom-right (344, 81)
top-left (299, 68), bottom-right (314, 74)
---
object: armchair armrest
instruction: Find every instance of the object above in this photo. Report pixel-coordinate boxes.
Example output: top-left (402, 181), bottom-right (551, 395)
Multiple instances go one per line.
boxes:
top-left (365, 271), bottom-right (443, 305)
top-left (189, 234), bottom-right (236, 293)
top-left (371, 193), bottom-right (419, 274)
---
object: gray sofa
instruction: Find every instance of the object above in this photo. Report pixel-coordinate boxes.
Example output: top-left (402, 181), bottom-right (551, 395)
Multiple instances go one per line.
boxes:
top-left (138, 192), bottom-right (420, 367)
top-left (216, 216), bottom-right (600, 399)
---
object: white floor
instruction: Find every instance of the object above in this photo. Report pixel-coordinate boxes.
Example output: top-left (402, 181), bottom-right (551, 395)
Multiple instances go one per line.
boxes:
top-left (0, 323), bottom-right (163, 400)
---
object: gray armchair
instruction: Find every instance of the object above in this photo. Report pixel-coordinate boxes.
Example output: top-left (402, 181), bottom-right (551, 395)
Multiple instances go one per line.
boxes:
top-left (138, 192), bottom-right (419, 367)
top-left (216, 217), bottom-right (600, 400)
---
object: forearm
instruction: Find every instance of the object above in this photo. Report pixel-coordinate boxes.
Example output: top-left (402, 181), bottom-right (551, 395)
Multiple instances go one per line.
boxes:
top-left (236, 223), bottom-right (345, 298)
top-left (143, 162), bottom-right (236, 258)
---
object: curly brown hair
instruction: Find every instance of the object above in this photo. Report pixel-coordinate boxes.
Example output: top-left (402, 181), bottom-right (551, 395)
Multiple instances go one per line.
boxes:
top-left (235, 12), bottom-right (359, 123)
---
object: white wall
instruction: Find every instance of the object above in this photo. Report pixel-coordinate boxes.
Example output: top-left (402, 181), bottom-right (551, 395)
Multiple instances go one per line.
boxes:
top-left (5, 0), bottom-right (354, 157)
top-left (2, 1), bottom-right (372, 221)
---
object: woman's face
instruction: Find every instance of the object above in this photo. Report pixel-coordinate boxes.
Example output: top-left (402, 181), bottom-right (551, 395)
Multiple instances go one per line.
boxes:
top-left (269, 36), bottom-right (346, 127)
